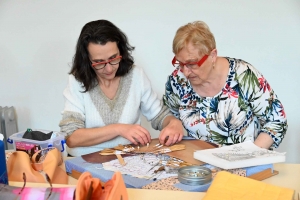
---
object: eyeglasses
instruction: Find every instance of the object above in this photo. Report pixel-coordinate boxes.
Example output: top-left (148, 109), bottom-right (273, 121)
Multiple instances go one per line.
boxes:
top-left (91, 55), bottom-right (122, 70)
top-left (172, 54), bottom-right (209, 70)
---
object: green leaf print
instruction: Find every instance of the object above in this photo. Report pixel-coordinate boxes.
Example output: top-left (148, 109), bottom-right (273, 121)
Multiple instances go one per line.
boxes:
top-left (238, 95), bottom-right (248, 112)
top-left (210, 130), bottom-right (229, 145)
top-left (236, 66), bottom-right (260, 96)
top-left (230, 133), bottom-right (246, 144)
top-left (163, 93), bottom-right (180, 111)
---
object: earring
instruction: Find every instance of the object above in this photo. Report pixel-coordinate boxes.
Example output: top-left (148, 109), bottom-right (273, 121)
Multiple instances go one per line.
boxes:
top-left (212, 63), bottom-right (215, 69)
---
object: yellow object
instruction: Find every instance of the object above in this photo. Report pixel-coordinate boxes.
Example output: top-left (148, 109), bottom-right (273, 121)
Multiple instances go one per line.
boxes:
top-left (203, 171), bottom-right (294, 200)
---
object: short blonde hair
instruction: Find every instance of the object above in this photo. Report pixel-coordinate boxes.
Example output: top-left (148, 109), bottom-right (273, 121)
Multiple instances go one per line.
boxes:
top-left (173, 21), bottom-right (216, 55)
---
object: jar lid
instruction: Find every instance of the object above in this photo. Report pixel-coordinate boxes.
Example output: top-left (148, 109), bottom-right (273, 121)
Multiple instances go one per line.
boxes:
top-left (178, 166), bottom-right (212, 185)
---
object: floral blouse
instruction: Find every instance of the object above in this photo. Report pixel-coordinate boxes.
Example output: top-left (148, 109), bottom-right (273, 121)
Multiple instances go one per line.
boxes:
top-left (163, 57), bottom-right (287, 148)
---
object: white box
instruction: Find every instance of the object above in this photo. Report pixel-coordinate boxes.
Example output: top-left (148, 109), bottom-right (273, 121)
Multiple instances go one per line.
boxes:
top-left (7, 129), bottom-right (65, 154)
top-left (193, 141), bottom-right (285, 169)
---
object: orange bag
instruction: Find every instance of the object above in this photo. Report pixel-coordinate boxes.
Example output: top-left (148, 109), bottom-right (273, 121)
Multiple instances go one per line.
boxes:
top-left (6, 147), bottom-right (68, 184)
top-left (75, 171), bottom-right (128, 200)
top-left (6, 148), bottom-right (128, 199)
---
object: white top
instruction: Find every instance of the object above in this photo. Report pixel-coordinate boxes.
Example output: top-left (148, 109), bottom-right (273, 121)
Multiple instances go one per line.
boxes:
top-left (60, 66), bottom-right (168, 156)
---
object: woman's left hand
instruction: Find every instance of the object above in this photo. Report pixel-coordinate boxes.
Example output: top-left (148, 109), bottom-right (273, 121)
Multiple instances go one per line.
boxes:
top-left (159, 116), bottom-right (184, 146)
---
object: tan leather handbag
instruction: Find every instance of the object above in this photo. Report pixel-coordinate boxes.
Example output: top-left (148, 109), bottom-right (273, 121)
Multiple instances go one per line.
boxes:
top-left (6, 147), bottom-right (68, 184)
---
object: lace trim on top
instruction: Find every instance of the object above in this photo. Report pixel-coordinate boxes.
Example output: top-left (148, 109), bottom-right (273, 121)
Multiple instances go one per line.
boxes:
top-left (89, 71), bottom-right (133, 125)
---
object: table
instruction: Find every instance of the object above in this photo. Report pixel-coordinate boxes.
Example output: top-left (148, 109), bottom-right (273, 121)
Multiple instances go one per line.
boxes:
top-left (6, 146), bottom-right (300, 200)
top-left (75, 163), bottom-right (300, 199)
top-left (10, 163), bottom-right (298, 200)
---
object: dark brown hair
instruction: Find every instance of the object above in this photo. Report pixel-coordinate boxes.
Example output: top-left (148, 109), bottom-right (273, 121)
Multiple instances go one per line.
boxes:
top-left (70, 19), bottom-right (135, 92)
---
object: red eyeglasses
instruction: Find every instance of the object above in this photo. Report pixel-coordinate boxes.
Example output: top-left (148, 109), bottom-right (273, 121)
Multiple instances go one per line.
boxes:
top-left (172, 54), bottom-right (209, 70)
top-left (91, 55), bottom-right (122, 70)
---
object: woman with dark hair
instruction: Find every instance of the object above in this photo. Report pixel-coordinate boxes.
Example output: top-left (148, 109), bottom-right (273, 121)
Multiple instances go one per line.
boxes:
top-left (59, 20), bottom-right (183, 156)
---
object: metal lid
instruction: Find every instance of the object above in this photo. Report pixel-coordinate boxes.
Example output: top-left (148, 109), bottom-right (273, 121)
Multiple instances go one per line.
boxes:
top-left (178, 166), bottom-right (212, 186)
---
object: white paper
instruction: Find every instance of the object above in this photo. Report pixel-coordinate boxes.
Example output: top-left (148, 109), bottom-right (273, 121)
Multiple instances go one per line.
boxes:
top-left (194, 141), bottom-right (286, 169)
top-left (102, 154), bottom-right (177, 180)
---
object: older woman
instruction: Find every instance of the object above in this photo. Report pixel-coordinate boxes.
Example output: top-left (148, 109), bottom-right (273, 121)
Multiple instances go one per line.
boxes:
top-left (163, 21), bottom-right (287, 149)
top-left (59, 19), bottom-right (183, 156)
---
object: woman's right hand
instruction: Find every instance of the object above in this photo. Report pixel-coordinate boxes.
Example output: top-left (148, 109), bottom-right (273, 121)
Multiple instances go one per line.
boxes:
top-left (117, 124), bottom-right (151, 145)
